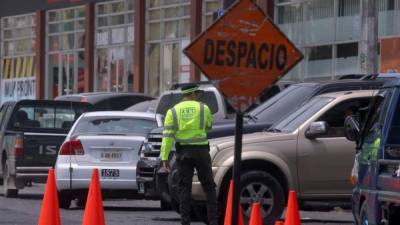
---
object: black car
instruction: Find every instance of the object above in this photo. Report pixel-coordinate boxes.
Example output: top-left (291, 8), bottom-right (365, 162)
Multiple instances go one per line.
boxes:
top-left (0, 100), bottom-right (91, 197)
top-left (55, 92), bottom-right (154, 111)
top-left (136, 77), bottom-right (391, 211)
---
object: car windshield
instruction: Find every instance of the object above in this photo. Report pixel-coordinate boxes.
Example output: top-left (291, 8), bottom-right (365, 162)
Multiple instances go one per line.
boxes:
top-left (248, 84), bottom-right (316, 124)
top-left (271, 96), bottom-right (334, 133)
top-left (10, 104), bottom-right (88, 130)
top-left (73, 116), bottom-right (157, 136)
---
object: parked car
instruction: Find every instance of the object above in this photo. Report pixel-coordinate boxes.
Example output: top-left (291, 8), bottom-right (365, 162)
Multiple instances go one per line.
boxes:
top-left (0, 100), bottom-right (91, 197)
top-left (173, 90), bottom-right (378, 225)
top-left (55, 92), bottom-right (154, 111)
top-left (136, 78), bottom-right (387, 205)
top-left (55, 111), bottom-right (162, 208)
top-left (345, 75), bottom-right (400, 225)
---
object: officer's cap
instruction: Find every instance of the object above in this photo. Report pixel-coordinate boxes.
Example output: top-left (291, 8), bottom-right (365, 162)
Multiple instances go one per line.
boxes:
top-left (181, 84), bottom-right (199, 95)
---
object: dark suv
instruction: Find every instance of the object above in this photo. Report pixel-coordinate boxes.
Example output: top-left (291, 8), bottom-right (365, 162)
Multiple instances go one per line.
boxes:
top-left (345, 74), bottom-right (400, 225)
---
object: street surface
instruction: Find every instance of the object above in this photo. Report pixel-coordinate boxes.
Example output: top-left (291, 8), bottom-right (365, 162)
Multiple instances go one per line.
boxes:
top-left (0, 183), bottom-right (355, 225)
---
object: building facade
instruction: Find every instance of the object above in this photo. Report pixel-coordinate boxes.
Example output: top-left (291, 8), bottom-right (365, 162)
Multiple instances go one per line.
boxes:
top-left (0, 0), bottom-right (399, 104)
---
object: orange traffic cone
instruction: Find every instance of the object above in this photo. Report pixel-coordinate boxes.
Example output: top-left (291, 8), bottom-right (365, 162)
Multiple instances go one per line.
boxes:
top-left (82, 169), bottom-right (105, 225)
top-left (284, 191), bottom-right (301, 225)
top-left (275, 220), bottom-right (284, 225)
top-left (224, 180), bottom-right (244, 225)
top-left (37, 168), bottom-right (61, 225)
top-left (249, 202), bottom-right (263, 225)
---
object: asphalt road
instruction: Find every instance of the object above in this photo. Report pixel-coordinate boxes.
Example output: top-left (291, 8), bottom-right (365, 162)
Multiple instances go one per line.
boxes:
top-left (0, 184), bottom-right (355, 225)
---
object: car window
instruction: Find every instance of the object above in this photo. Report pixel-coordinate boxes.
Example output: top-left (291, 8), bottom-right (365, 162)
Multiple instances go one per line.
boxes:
top-left (316, 98), bottom-right (372, 138)
top-left (386, 91), bottom-right (400, 147)
top-left (73, 117), bottom-right (157, 136)
top-left (249, 85), bottom-right (315, 124)
top-left (273, 96), bottom-right (334, 133)
top-left (10, 104), bottom-right (87, 130)
top-left (360, 89), bottom-right (393, 162)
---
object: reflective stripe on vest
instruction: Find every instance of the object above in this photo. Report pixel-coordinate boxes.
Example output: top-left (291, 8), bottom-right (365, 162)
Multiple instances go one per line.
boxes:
top-left (162, 133), bottom-right (175, 138)
top-left (199, 103), bottom-right (205, 130)
top-left (171, 107), bottom-right (179, 130)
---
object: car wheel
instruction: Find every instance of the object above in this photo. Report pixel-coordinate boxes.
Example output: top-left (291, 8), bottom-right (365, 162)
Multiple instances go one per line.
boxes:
top-left (160, 199), bottom-right (172, 211)
top-left (2, 162), bottom-right (18, 198)
top-left (58, 191), bottom-right (72, 209)
top-left (167, 156), bottom-right (180, 214)
top-left (359, 202), bottom-right (369, 225)
top-left (231, 170), bottom-right (285, 225)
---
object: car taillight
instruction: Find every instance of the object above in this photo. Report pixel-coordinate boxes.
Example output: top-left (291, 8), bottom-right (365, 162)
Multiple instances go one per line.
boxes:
top-left (14, 136), bottom-right (23, 157)
top-left (59, 139), bottom-right (84, 155)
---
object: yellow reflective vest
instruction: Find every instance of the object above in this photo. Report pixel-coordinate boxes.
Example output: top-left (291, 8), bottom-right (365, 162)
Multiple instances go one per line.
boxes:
top-left (161, 100), bottom-right (212, 161)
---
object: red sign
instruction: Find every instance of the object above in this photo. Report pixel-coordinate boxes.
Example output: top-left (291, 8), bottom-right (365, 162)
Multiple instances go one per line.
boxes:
top-left (184, 0), bottom-right (303, 112)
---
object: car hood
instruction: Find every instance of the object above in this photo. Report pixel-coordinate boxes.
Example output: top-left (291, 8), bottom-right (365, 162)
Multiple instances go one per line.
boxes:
top-left (210, 131), bottom-right (296, 150)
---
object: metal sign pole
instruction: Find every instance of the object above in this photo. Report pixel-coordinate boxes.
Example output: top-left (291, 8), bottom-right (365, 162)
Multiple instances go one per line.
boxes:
top-left (231, 112), bottom-right (243, 225)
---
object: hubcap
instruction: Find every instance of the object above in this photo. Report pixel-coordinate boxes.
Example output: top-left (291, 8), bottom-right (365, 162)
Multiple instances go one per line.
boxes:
top-left (240, 182), bottom-right (273, 218)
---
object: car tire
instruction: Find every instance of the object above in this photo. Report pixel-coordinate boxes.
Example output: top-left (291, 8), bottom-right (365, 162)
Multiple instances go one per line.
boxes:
top-left (221, 170), bottom-right (285, 225)
top-left (58, 191), bottom-right (72, 209)
top-left (160, 199), bottom-right (172, 211)
top-left (2, 161), bottom-right (18, 198)
top-left (359, 201), bottom-right (369, 225)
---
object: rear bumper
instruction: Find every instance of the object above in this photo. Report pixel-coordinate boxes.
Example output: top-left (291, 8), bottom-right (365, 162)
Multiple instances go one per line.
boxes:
top-left (15, 166), bottom-right (51, 183)
top-left (55, 163), bottom-right (137, 191)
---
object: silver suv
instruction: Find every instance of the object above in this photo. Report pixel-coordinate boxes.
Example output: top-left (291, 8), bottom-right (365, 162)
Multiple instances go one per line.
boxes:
top-left (188, 90), bottom-right (376, 225)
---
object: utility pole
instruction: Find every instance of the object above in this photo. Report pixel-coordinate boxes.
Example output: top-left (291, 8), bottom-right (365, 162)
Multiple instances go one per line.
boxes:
top-left (222, 1), bottom-right (239, 225)
top-left (360, 0), bottom-right (378, 75)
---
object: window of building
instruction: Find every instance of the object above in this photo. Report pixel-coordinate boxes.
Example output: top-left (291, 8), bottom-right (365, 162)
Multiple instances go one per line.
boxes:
top-left (275, 0), bottom-right (362, 81)
top-left (146, 0), bottom-right (190, 96)
top-left (203, 0), bottom-right (222, 29)
top-left (306, 45), bottom-right (333, 79)
top-left (378, 0), bottom-right (400, 37)
top-left (95, 0), bottom-right (134, 93)
top-left (335, 42), bottom-right (359, 76)
top-left (46, 7), bottom-right (86, 98)
top-left (1, 14), bottom-right (36, 104)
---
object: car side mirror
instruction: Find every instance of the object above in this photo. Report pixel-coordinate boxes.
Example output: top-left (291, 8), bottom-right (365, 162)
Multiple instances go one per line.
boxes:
top-left (306, 121), bottom-right (328, 139)
top-left (344, 116), bottom-right (360, 142)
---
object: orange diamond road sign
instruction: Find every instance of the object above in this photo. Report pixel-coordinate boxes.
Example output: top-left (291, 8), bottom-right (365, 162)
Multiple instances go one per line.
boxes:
top-left (184, 0), bottom-right (303, 113)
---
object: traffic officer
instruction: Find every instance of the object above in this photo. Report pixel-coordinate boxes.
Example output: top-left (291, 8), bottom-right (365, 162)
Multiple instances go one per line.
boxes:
top-left (161, 84), bottom-right (218, 225)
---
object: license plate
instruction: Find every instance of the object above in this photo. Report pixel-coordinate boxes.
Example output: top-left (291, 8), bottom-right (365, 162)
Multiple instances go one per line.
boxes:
top-left (101, 169), bottom-right (120, 178)
top-left (100, 151), bottom-right (122, 161)
top-left (138, 183), bottom-right (145, 194)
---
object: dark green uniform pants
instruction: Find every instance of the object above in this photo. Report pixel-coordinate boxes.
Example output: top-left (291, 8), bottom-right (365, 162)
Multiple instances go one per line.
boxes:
top-left (176, 144), bottom-right (218, 225)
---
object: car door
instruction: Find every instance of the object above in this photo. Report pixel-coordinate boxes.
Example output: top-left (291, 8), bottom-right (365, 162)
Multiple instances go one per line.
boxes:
top-left (297, 98), bottom-right (371, 196)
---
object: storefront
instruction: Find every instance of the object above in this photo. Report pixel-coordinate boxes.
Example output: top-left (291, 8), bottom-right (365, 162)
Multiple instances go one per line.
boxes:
top-left (1, 13), bottom-right (37, 104)
top-left (0, 0), bottom-right (273, 102)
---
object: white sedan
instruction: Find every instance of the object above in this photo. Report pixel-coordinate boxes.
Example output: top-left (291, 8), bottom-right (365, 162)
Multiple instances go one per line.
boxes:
top-left (55, 111), bottom-right (162, 208)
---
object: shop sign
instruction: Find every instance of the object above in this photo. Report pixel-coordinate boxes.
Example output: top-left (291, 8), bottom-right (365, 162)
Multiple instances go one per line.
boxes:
top-left (1, 77), bottom-right (36, 103)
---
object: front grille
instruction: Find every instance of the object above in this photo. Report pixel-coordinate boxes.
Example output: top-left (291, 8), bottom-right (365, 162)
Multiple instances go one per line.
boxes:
top-left (146, 133), bottom-right (162, 158)
top-left (138, 167), bottom-right (156, 178)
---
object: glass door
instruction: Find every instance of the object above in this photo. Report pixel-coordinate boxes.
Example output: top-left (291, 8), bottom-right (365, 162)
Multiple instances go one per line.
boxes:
top-left (96, 46), bottom-right (133, 92)
top-left (161, 42), bottom-right (179, 93)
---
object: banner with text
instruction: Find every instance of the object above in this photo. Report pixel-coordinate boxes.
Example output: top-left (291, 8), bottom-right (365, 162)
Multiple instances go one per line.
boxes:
top-left (1, 77), bottom-right (36, 104)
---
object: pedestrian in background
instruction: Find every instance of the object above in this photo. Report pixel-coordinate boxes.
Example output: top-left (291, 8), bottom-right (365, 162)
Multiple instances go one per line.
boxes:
top-left (161, 84), bottom-right (218, 225)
